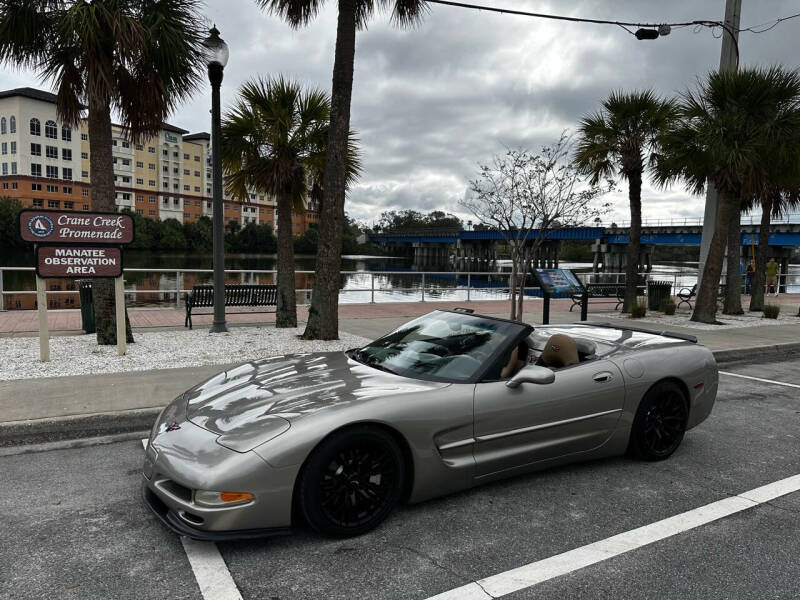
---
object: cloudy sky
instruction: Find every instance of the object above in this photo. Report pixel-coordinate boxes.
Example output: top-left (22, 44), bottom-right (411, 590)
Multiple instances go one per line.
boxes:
top-left (2, 0), bottom-right (799, 225)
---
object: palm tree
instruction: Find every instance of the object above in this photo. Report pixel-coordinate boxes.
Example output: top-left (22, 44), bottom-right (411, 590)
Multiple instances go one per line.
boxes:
top-left (655, 67), bottom-right (800, 323)
top-left (574, 90), bottom-right (676, 312)
top-left (256, 0), bottom-right (428, 340)
top-left (221, 77), bottom-right (361, 328)
top-left (0, 0), bottom-right (206, 344)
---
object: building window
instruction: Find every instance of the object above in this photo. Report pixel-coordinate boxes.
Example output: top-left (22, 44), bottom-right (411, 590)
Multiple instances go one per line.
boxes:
top-left (149, 209), bottom-right (156, 216)
top-left (46, 184), bottom-right (58, 192)
top-left (63, 187), bottom-right (72, 194)
top-left (1, 142), bottom-right (5, 154)
top-left (148, 146), bottom-right (155, 153)
top-left (62, 148), bottom-right (72, 161)
top-left (30, 118), bottom-right (41, 136)
top-left (194, 171), bottom-right (200, 177)
top-left (148, 196), bottom-right (155, 203)
top-left (45, 120), bottom-right (57, 139)
top-left (162, 166), bottom-right (168, 173)
top-left (136, 161), bottom-right (143, 168)
top-left (10, 141), bottom-right (15, 154)
top-left (112, 157), bottom-right (117, 164)
top-left (122, 141), bottom-right (130, 148)
top-left (47, 200), bottom-right (59, 208)
top-left (46, 145), bottom-right (57, 159)
top-left (0, 117), bottom-right (5, 134)
top-left (121, 175), bottom-right (130, 183)
top-left (1, 182), bottom-right (7, 189)
top-left (63, 168), bottom-right (72, 180)
top-left (11, 181), bottom-right (17, 189)
top-left (83, 204), bottom-right (89, 210)
top-left (184, 213), bottom-right (190, 219)
top-left (61, 125), bottom-right (71, 141)
top-left (121, 192), bottom-right (131, 200)
top-left (194, 186), bottom-right (200, 192)
top-left (81, 152), bottom-right (88, 159)
top-left (162, 149), bottom-right (168, 156)
top-left (162, 182), bottom-right (168, 189)
top-left (195, 201), bottom-right (201, 207)
top-left (136, 195), bottom-right (143, 201)
top-left (173, 183), bottom-right (179, 190)
top-left (173, 151), bottom-right (178, 158)
top-left (32, 183), bottom-right (42, 191)
top-left (148, 179), bottom-right (155, 186)
top-left (31, 164), bottom-right (42, 177)
top-left (9, 116), bottom-right (15, 133)
top-left (173, 198), bottom-right (179, 205)
top-left (206, 202), bottom-right (211, 208)
top-left (33, 199), bottom-right (43, 207)
top-left (82, 189), bottom-right (89, 197)
top-left (136, 178), bottom-right (143, 185)
top-left (136, 209), bottom-right (143, 215)
top-left (31, 143), bottom-right (41, 156)
top-left (81, 170), bottom-right (89, 178)
top-left (135, 144), bottom-right (143, 151)
top-left (64, 201), bottom-right (73, 209)
top-left (183, 169), bottom-right (189, 175)
top-left (81, 133), bottom-right (88, 141)
top-left (46, 165), bottom-right (58, 178)
top-left (148, 163), bottom-right (155, 170)
top-left (112, 140), bottom-right (117, 146)
top-left (183, 153), bottom-right (189, 159)
top-left (173, 168), bottom-right (178, 174)
top-left (121, 158), bottom-right (130, 166)
top-left (11, 162), bottom-right (16, 174)
top-left (194, 155), bottom-right (200, 162)
top-left (183, 185), bottom-right (189, 191)
top-left (1, 163), bottom-right (6, 175)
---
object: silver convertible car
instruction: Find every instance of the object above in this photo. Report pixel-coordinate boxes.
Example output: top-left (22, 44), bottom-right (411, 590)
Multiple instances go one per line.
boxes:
top-left (143, 309), bottom-right (718, 540)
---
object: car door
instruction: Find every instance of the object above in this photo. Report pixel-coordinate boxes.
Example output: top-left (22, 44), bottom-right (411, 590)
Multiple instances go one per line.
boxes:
top-left (472, 359), bottom-right (625, 478)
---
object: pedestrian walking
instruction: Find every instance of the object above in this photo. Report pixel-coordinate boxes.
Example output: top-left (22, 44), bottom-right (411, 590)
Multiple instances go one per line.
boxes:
top-left (745, 262), bottom-right (754, 295)
top-left (766, 258), bottom-right (779, 296)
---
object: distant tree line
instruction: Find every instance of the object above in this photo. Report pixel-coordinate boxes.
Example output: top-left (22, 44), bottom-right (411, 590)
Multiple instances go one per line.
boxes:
top-left (374, 210), bottom-right (463, 232)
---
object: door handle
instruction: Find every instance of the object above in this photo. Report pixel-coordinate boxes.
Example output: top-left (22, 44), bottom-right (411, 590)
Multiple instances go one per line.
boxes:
top-left (593, 372), bottom-right (613, 383)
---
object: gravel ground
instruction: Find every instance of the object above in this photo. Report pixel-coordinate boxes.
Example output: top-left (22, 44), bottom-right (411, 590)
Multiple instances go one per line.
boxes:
top-left (606, 308), bottom-right (800, 330)
top-left (1, 327), bottom-right (370, 381)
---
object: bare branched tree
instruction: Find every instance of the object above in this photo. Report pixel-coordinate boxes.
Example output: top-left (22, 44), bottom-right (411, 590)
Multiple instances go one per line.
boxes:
top-left (461, 134), bottom-right (611, 321)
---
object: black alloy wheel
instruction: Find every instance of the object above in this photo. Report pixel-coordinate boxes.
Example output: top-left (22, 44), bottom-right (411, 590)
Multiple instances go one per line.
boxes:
top-left (629, 381), bottom-right (689, 461)
top-left (299, 427), bottom-right (405, 537)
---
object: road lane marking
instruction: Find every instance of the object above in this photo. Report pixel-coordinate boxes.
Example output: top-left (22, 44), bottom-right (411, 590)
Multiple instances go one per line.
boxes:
top-left (719, 371), bottom-right (800, 389)
top-left (141, 439), bottom-right (243, 600)
top-left (425, 473), bottom-right (800, 600)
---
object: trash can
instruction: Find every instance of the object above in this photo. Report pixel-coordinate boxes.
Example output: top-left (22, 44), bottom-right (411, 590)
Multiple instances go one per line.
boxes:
top-left (647, 280), bottom-right (673, 311)
top-left (78, 280), bottom-right (96, 334)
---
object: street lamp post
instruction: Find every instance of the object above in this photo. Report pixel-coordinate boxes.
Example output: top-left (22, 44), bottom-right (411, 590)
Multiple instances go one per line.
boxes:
top-left (204, 26), bottom-right (229, 333)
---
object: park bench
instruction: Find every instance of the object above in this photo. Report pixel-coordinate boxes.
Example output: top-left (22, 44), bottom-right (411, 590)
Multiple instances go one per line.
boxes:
top-left (184, 284), bottom-right (278, 329)
top-left (570, 283), bottom-right (646, 312)
top-left (677, 284), bottom-right (729, 310)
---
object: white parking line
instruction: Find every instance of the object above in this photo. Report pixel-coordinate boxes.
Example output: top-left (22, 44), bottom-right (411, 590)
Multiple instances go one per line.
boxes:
top-left (426, 473), bottom-right (800, 600)
top-left (141, 439), bottom-right (243, 600)
top-left (719, 371), bottom-right (800, 389)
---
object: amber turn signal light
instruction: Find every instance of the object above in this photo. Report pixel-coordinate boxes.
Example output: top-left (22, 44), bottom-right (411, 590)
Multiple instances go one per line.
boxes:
top-left (220, 492), bottom-right (254, 503)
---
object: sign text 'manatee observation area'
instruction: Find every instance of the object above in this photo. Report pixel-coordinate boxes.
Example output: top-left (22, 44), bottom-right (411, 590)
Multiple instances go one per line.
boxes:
top-left (35, 246), bottom-right (123, 278)
top-left (18, 209), bottom-right (135, 245)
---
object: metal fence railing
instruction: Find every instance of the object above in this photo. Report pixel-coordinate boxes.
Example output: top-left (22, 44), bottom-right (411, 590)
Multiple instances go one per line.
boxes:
top-left (1, 266), bottom-right (797, 310)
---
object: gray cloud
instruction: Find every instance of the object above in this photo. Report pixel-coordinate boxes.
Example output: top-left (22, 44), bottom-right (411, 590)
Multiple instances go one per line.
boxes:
top-left (3, 0), bottom-right (799, 224)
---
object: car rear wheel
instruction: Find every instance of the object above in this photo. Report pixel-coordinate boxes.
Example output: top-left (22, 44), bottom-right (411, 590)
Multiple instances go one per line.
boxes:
top-left (299, 427), bottom-right (405, 537)
top-left (628, 381), bottom-right (689, 461)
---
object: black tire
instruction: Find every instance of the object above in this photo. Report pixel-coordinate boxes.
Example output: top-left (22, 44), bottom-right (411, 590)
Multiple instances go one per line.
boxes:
top-left (628, 381), bottom-right (689, 461)
top-left (298, 427), bottom-right (405, 537)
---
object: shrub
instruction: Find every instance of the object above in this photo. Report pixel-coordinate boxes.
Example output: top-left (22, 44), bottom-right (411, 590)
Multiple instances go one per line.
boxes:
top-left (630, 300), bottom-right (647, 319)
top-left (763, 304), bottom-right (780, 319)
top-left (660, 298), bottom-right (677, 315)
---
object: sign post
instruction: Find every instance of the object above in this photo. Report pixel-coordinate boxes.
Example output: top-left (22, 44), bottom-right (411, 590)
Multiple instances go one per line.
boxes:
top-left (19, 209), bottom-right (135, 359)
top-left (36, 275), bottom-right (49, 362)
top-left (531, 268), bottom-right (586, 325)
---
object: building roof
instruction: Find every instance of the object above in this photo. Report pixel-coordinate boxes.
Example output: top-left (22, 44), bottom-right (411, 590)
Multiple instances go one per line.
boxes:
top-left (162, 122), bottom-right (189, 134)
top-left (0, 87), bottom-right (59, 104)
top-left (184, 132), bottom-right (210, 141)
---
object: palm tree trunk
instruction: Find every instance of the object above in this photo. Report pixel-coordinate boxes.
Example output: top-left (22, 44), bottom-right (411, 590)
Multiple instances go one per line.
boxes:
top-left (301, 0), bottom-right (356, 340)
top-left (87, 98), bottom-right (133, 345)
top-left (508, 253), bottom-right (518, 321)
top-left (623, 169), bottom-right (642, 312)
top-left (275, 193), bottom-right (297, 327)
top-left (691, 193), bottom-right (734, 323)
top-left (723, 198), bottom-right (743, 314)
top-left (748, 197), bottom-right (771, 312)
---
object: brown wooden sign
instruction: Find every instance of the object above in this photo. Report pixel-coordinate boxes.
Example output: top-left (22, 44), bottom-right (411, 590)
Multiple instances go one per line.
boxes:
top-left (19, 209), bottom-right (135, 245)
top-left (36, 245), bottom-right (123, 278)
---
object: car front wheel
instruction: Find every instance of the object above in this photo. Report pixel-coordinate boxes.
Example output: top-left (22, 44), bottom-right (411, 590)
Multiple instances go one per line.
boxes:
top-left (628, 381), bottom-right (689, 461)
top-left (299, 427), bottom-right (405, 537)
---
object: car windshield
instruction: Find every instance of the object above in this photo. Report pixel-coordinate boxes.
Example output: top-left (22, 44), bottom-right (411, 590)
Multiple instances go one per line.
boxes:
top-left (350, 311), bottom-right (528, 383)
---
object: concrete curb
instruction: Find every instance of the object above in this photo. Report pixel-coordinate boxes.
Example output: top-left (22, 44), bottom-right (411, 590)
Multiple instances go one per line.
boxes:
top-left (2, 342), bottom-right (799, 447)
top-left (0, 407), bottom-right (161, 447)
top-left (712, 342), bottom-right (800, 364)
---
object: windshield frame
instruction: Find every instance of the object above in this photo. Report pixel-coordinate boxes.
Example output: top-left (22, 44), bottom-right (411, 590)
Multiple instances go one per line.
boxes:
top-left (350, 310), bottom-right (534, 384)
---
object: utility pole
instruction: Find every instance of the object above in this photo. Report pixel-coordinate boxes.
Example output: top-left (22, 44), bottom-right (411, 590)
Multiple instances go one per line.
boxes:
top-left (697, 0), bottom-right (741, 286)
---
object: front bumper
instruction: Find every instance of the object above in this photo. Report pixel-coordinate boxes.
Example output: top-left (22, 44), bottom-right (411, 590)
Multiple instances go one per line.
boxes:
top-left (142, 482), bottom-right (291, 541)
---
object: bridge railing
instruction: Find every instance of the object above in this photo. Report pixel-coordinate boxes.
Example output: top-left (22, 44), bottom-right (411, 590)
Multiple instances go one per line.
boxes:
top-left (603, 213), bottom-right (800, 228)
top-left (1, 266), bottom-right (797, 310)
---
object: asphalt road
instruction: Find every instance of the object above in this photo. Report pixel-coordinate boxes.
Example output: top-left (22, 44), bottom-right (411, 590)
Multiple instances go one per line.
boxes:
top-left (2, 356), bottom-right (799, 600)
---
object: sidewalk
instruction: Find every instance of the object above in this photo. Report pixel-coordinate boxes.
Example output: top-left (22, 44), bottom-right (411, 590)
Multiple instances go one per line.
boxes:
top-left (2, 297), bottom-right (799, 446)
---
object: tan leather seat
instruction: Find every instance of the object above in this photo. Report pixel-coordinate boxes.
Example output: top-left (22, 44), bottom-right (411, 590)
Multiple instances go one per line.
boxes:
top-left (500, 344), bottom-right (526, 379)
top-left (539, 334), bottom-right (579, 369)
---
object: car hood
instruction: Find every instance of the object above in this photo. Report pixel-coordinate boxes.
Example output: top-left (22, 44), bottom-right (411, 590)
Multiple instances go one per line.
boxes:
top-left (183, 351), bottom-right (449, 451)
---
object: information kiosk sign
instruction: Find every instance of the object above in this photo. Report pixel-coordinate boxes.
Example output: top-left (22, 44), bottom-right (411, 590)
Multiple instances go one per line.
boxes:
top-left (532, 268), bottom-right (587, 324)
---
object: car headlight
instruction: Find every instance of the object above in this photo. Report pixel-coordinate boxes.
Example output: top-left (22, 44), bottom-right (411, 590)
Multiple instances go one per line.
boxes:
top-left (194, 490), bottom-right (254, 507)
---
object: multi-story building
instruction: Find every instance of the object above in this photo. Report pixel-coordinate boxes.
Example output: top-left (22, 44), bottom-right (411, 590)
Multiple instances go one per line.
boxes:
top-left (0, 86), bottom-right (320, 231)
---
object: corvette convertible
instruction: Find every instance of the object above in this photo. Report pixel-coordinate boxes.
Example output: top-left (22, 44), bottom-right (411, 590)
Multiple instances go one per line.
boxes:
top-left (142, 309), bottom-right (718, 540)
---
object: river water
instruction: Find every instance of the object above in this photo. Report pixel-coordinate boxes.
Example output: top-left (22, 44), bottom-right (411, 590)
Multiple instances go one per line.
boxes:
top-left (2, 251), bottom-right (798, 309)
